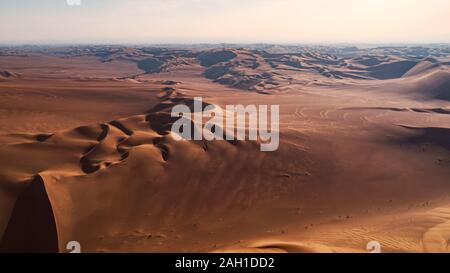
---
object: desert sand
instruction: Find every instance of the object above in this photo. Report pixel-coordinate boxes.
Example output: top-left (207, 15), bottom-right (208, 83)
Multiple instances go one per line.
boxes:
top-left (0, 45), bottom-right (449, 253)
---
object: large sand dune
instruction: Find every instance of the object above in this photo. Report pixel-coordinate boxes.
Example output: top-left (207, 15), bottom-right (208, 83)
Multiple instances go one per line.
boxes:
top-left (0, 45), bottom-right (450, 252)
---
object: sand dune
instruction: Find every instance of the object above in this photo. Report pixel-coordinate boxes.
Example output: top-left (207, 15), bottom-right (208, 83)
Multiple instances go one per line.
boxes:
top-left (198, 50), bottom-right (238, 67)
top-left (403, 58), bottom-right (441, 77)
top-left (365, 60), bottom-right (418, 79)
top-left (137, 58), bottom-right (164, 74)
top-left (202, 49), bottom-right (292, 91)
top-left (196, 49), bottom-right (447, 90)
top-left (0, 174), bottom-right (59, 253)
top-left (0, 46), bottom-right (450, 253)
top-left (408, 69), bottom-right (450, 101)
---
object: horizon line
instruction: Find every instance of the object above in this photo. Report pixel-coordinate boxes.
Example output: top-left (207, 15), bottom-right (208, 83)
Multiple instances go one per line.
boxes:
top-left (1, 42), bottom-right (450, 47)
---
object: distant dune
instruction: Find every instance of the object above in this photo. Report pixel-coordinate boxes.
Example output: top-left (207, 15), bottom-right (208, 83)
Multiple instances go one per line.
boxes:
top-left (407, 69), bottom-right (450, 101)
top-left (365, 60), bottom-right (418, 79)
top-left (198, 50), bottom-right (237, 67)
top-left (403, 58), bottom-right (441, 77)
top-left (137, 58), bottom-right (164, 74)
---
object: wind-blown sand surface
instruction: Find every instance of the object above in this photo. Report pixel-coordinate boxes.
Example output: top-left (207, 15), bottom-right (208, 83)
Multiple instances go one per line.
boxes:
top-left (0, 46), bottom-right (449, 252)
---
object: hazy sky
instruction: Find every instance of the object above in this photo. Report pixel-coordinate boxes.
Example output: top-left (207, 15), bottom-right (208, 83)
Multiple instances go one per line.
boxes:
top-left (1, 0), bottom-right (449, 44)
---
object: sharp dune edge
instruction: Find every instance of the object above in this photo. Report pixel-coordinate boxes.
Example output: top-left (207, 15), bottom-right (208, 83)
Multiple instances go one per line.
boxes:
top-left (0, 46), bottom-right (450, 253)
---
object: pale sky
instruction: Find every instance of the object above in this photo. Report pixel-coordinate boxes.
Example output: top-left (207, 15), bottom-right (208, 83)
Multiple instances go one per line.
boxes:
top-left (0, 0), bottom-right (449, 44)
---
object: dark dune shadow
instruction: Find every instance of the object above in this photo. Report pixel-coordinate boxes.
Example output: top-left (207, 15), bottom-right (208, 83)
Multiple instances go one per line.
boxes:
top-left (395, 126), bottom-right (450, 150)
top-left (0, 175), bottom-right (59, 253)
top-left (367, 61), bottom-right (418, 79)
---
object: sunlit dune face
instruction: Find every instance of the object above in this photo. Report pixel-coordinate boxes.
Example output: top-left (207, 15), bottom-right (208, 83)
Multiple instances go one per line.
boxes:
top-left (0, 0), bottom-right (449, 43)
